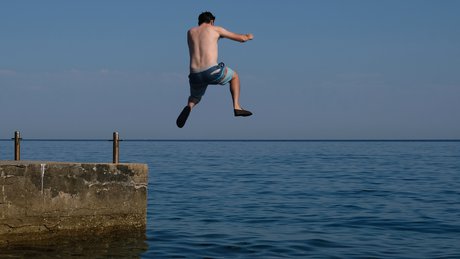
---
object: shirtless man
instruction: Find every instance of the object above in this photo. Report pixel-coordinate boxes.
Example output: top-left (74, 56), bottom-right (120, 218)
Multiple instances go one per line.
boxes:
top-left (176, 11), bottom-right (254, 128)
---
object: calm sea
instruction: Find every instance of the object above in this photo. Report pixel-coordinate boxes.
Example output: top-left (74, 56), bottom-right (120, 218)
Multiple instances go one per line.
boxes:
top-left (0, 140), bottom-right (459, 258)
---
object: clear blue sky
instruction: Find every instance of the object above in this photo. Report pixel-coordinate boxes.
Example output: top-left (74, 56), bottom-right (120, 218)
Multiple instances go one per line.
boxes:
top-left (1, 1), bottom-right (459, 139)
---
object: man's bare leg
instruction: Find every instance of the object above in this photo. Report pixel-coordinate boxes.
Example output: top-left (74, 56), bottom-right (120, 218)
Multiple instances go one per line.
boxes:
top-left (229, 72), bottom-right (241, 110)
top-left (230, 72), bottom-right (252, 116)
top-left (188, 96), bottom-right (199, 109)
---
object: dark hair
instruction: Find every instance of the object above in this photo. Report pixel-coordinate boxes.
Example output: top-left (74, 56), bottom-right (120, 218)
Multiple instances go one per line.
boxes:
top-left (198, 11), bottom-right (215, 25)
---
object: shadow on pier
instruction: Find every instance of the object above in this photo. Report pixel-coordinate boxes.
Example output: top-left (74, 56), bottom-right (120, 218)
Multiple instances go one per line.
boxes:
top-left (0, 231), bottom-right (148, 258)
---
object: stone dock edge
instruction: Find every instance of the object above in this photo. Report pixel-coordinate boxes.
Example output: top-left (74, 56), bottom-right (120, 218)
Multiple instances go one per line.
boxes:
top-left (0, 161), bottom-right (148, 246)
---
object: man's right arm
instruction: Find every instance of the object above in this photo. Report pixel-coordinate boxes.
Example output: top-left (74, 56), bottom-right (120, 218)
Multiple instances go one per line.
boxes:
top-left (215, 26), bottom-right (254, 42)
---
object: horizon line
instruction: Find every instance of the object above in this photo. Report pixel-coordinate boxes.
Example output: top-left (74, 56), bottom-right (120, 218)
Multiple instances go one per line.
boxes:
top-left (0, 139), bottom-right (459, 142)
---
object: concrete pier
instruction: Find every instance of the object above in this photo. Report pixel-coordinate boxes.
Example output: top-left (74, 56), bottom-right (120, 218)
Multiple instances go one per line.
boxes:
top-left (0, 161), bottom-right (148, 245)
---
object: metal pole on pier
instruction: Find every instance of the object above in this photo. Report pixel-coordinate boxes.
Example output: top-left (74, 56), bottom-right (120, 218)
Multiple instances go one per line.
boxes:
top-left (14, 131), bottom-right (21, 161)
top-left (113, 132), bottom-right (120, 164)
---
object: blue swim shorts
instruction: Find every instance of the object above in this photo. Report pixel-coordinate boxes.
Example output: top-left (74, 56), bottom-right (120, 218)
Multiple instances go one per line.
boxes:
top-left (188, 62), bottom-right (234, 101)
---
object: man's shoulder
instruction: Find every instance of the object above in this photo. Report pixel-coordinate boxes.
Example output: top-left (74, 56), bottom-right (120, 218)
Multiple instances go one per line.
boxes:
top-left (188, 26), bottom-right (198, 33)
top-left (212, 26), bottom-right (226, 32)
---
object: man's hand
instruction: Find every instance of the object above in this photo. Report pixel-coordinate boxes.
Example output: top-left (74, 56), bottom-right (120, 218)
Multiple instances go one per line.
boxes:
top-left (245, 33), bottom-right (254, 41)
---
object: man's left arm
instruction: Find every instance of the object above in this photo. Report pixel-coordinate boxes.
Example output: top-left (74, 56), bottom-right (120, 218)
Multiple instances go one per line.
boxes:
top-left (216, 26), bottom-right (254, 42)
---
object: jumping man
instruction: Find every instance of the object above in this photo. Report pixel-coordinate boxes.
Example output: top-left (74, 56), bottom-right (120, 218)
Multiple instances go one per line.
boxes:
top-left (176, 11), bottom-right (254, 128)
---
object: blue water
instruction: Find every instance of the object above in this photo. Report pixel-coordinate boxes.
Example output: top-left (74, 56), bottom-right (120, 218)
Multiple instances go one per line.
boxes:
top-left (1, 140), bottom-right (459, 258)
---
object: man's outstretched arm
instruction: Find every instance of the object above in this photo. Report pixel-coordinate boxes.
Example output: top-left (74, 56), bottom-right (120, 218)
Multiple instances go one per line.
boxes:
top-left (215, 26), bottom-right (254, 42)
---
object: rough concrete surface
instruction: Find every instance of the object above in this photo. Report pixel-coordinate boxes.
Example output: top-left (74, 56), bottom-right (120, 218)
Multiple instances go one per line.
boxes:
top-left (0, 161), bottom-right (148, 245)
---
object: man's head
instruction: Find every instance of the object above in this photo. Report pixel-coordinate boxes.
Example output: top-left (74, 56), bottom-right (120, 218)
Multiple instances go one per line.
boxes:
top-left (198, 11), bottom-right (215, 25)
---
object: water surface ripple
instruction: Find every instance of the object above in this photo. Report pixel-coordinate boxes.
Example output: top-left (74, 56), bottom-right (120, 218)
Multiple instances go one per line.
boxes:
top-left (0, 141), bottom-right (459, 258)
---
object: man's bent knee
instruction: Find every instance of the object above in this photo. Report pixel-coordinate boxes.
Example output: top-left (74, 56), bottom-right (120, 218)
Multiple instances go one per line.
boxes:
top-left (231, 71), bottom-right (239, 81)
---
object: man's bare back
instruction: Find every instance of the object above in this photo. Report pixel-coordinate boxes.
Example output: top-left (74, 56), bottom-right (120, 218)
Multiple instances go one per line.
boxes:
top-left (188, 22), bottom-right (253, 72)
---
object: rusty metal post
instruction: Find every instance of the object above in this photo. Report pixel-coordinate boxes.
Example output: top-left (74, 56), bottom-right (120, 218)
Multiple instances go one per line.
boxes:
top-left (113, 132), bottom-right (120, 163)
top-left (14, 131), bottom-right (21, 161)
